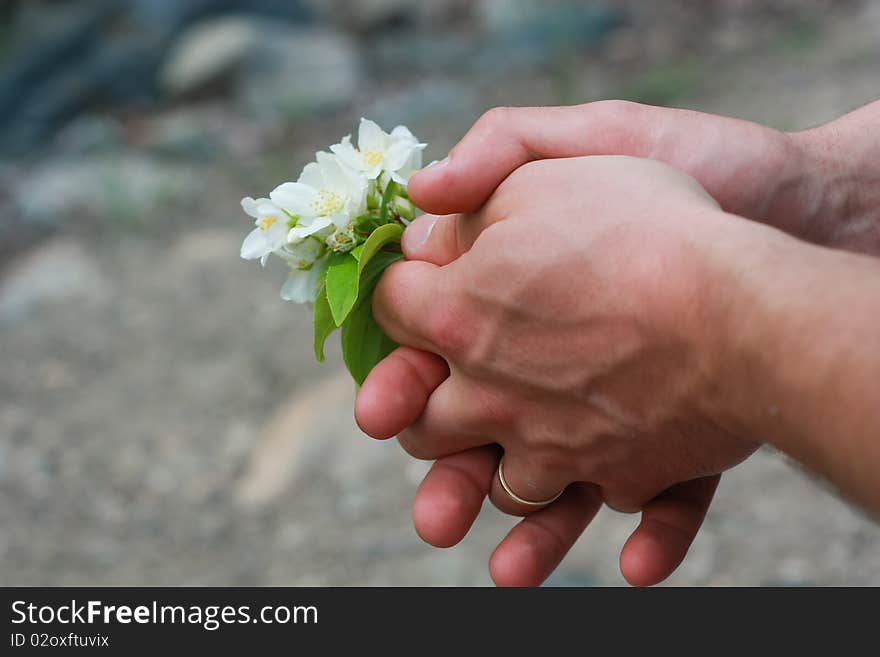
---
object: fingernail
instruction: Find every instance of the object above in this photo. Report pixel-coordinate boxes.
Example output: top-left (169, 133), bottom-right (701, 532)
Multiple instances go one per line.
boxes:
top-left (422, 156), bottom-right (449, 172)
top-left (403, 214), bottom-right (439, 252)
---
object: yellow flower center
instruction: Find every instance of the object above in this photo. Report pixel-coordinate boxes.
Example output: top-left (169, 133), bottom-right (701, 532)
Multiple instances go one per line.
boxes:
top-left (258, 216), bottom-right (277, 231)
top-left (311, 190), bottom-right (344, 216)
top-left (363, 149), bottom-right (384, 167)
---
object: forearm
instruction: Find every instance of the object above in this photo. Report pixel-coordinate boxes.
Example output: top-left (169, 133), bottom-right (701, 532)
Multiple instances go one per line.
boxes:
top-left (721, 221), bottom-right (880, 513)
top-left (789, 100), bottom-right (880, 255)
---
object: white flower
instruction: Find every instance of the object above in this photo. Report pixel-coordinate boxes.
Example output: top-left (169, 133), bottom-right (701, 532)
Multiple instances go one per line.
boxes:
top-left (387, 136), bottom-right (425, 185)
top-left (270, 151), bottom-right (366, 243)
top-left (277, 236), bottom-right (324, 269)
top-left (239, 119), bottom-right (427, 310)
top-left (331, 118), bottom-right (426, 182)
top-left (280, 251), bottom-right (330, 304)
top-left (240, 197), bottom-right (289, 266)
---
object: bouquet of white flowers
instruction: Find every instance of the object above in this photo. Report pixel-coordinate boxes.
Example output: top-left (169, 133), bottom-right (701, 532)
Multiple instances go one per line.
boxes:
top-left (240, 119), bottom-right (426, 384)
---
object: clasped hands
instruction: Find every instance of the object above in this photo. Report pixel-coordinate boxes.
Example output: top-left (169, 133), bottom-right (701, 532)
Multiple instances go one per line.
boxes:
top-left (353, 101), bottom-right (879, 586)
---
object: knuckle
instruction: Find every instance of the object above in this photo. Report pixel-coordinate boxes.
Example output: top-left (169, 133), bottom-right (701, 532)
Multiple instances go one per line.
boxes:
top-left (510, 427), bottom-right (543, 453)
top-left (510, 430), bottom-right (573, 474)
top-left (531, 447), bottom-right (571, 475)
top-left (600, 485), bottom-right (644, 514)
top-left (470, 385), bottom-right (516, 433)
top-left (476, 106), bottom-right (514, 135)
top-left (602, 480), bottom-right (664, 514)
top-left (589, 98), bottom-right (643, 119)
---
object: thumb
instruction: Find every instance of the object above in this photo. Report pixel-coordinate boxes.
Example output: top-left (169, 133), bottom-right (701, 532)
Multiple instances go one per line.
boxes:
top-left (400, 214), bottom-right (464, 265)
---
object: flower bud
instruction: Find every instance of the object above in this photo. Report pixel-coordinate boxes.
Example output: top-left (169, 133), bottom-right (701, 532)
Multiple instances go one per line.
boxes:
top-left (392, 195), bottom-right (416, 221)
top-left (326, 227), bottom-right (357, 252)
top-left (278, 237), bottom-right (324, 270)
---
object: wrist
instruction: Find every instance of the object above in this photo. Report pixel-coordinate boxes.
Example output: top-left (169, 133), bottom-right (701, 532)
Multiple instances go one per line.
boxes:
top-left (692, 212), bottom-right (852, 445)
top-left (788, 106), bottom-right (880, 254)
top-left (693, 214), bottom-right (781, 445)
top-left (709, 218), bottom-right (880, 508)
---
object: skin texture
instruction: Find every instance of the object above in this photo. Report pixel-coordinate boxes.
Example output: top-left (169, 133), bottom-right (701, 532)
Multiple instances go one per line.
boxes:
top-left (406, 101), bottom-right (880, 254)
top-left (370, 155), bottom-right (759, 510)
top-left (355, 100), bottom-right (880, 586)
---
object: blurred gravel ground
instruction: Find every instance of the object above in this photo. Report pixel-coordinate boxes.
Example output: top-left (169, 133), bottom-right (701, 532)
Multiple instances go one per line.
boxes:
top-left (1, 2), bottom-right (879, 585)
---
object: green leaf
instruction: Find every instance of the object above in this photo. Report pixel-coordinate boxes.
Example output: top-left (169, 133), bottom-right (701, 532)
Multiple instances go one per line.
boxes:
top-left (357, 222), bottom-right (403, 276)
top-left (379, 179), bottom-right (398, 224)
top-left (324, 223), bottom-right (402, 328)
top-left (325, 253), bottom-right (359, 326)
top-left (358, 251), bottom-right (403, 297)
top-left (341, 291), bottom-right (398, 386)
top-left (312, 284), bottom-right (336, 362)
top-left (313, 234), bottom-right (403, 379)
top-left (338, 250), bottom-right (403, 382)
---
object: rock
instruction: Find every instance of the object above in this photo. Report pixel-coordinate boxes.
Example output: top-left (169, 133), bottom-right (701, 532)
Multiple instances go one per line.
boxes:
top-left (369, 32), bottom-right (473, 79)
top-left (237, 26), bottom-right (361, 119)
top-left (0, 427), bottom-right (7, 482)
top-left (138, 108), bottom-right (221, 160)
top-left (476, 0), bottom-right (622, 69)
top-left (161, 17), bottom-right (360, 116)
top-left (234, 372), bottom-right (354, 507)
top-left (367, 1), bottom-right (620, 82)
top-left (0, 2), bottom-right (118, 129)
top-left (479, 0), bottom-right (530, 35)
top-left (361, 79), bottom-right (480, 140)
top-left (12, 154), bottom-right (196, 226)
top-left (0, 3), bottom-right (166, 157)
top-left (52, 114), bottom-right (125, 157)
top-left (169, 229), bottom-right (241, 270)
top-left (136, 103), bottom-right (281, 161)
top-left (0, 240), bottom-right (110, 326)
top-left (304, 0), bottom-right (472, 33)
top-left (0, 2), bottom-right (312, 155)
top-left (159, 16), bottom-right (259, 97)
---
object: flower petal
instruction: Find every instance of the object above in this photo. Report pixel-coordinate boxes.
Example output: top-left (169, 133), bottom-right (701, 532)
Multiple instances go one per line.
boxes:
top-left (330, 135), bottom-right (364, 172)
top-left (390, 125), bottom-right (417, 142)
top-left (270, 182), bottom-right (318, 217)
top-left (328, 212), bottom-right (350, 231)
top-left (289, 215), bottom-right (333, 240)
top-left (297, 162), bottom-right (324, 190)
top-left (306, 256), bottom-right (330, 298)
top-left (364, 163), bottom-right (383, 180)
top-left (241, 197), bottom-right (260, 218)
top-left (358, 118), bottom-right (384, 152)
top-left (253, 198), bottom-right (279, 216)
top-left (319, 151), bottom-right (366, 200)
top-left (277, 239), bottom-right (322, 271)
top-left (384, 140), bottom-right (417, 171)
top-left (280, 269), bottom-right (311, 303)
top-left (266, 220), bottom-right (289, 250)
top-left (240, 228), bottom-right (270, 260)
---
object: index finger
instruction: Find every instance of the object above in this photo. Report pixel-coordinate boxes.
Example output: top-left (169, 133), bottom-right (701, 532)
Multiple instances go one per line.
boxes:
top-left (408, 101), bottom-right (657, 215)
top-left (372, 259), bottom-right (468, 359)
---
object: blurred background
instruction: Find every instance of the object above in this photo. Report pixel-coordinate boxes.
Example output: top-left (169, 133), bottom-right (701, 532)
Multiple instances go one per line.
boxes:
top-left (1, 0), bottom-right (879, 586)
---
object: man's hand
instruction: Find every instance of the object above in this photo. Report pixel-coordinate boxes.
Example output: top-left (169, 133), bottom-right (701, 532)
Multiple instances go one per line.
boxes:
top-left (358, 156), bottom-right (765, 584)
top-left (409, 101), bottom-right (880, 255)
top-left (372, 155), bottom-right (758, 506)
top-left (356, 100), bottom-right (880, 586)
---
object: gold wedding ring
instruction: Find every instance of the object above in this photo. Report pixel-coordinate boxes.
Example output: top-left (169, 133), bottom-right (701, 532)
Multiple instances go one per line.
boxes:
top-left (497, 456), bottom-right (564, 507)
